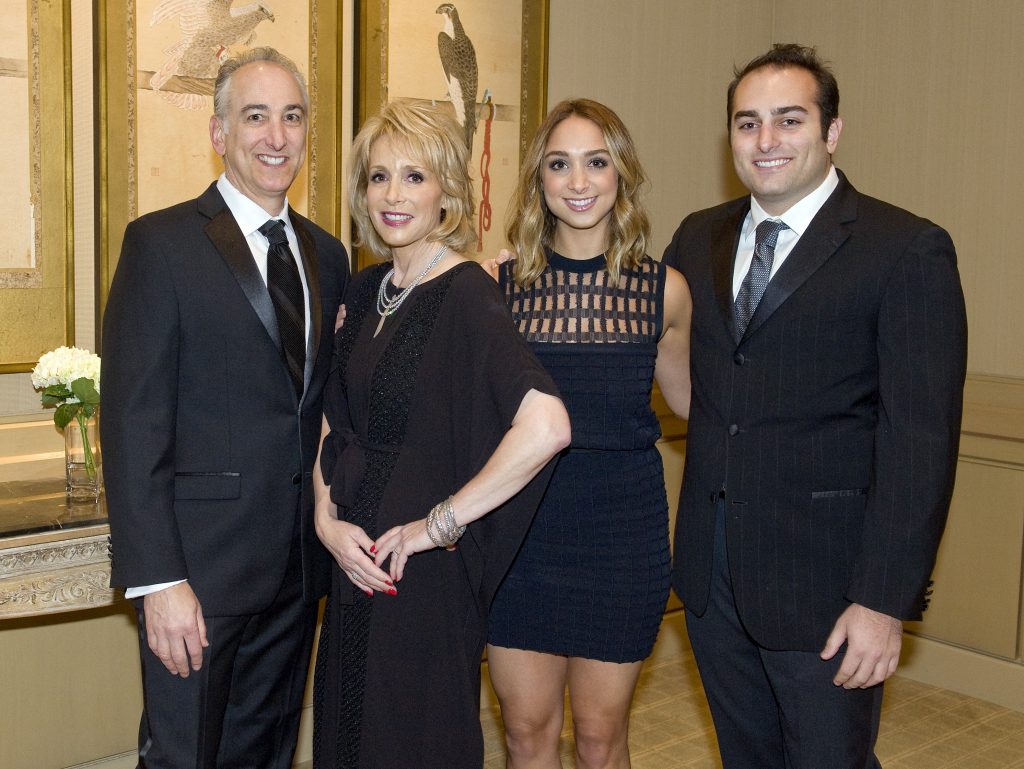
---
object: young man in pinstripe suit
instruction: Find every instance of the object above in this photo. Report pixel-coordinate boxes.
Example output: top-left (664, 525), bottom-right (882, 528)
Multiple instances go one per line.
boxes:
top-left (663, 44), bottom-right (967, 769)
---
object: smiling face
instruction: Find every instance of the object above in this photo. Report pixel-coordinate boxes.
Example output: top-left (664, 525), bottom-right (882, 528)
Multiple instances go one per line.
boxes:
top-left (210, 61), bottom-right (307, 214)
top-left (729, 65), bottom-right (842, 215)
top-left (541, 115), bottom-right (619, 253)
top-left (365, 135), bottom-right (444, 258)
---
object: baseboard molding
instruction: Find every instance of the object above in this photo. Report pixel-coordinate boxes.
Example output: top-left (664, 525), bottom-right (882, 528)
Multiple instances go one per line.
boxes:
top-left (61, 710), bottom-right (316, 769)
top-left (65, 752), bottom-right (135, 769)
top-left (899, 632), bottom-right (1024, 712)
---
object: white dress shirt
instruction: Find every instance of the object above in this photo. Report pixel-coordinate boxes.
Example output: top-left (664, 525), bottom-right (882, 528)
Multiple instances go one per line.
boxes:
top-left (732, 165), bottom-right (840, 300)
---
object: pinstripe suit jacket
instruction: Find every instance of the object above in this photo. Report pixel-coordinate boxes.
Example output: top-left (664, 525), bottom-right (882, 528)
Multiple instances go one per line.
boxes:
top-left (663, 171), bottom-right (967, 650)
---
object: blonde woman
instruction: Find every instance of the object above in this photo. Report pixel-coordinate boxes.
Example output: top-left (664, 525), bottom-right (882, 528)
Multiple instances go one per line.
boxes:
top-left (312, 99), bottom-right (569, 768)
top-left (486, 99), bottom-right (691, 769)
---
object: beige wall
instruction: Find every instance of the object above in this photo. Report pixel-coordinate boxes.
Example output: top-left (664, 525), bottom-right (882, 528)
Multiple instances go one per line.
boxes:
top-left (0, 605), bottom-right (141, 769)
top-left (772, 0), bottom-right (1024, 380)
top-left (548, 0), bottom-right (772, 257)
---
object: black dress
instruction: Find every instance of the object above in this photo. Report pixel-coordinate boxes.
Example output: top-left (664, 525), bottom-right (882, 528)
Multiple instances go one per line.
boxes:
top-left (488, 252), bottom-right (671, 663)
top-left (313, 261), bottom-right (558, 769)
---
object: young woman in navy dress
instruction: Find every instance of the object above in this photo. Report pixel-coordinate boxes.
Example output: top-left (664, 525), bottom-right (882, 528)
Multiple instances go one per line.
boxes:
top-left (487, 99), bottom-right (692, 769)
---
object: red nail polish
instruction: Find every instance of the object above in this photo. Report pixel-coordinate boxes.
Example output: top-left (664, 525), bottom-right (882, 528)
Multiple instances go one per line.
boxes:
top-left (385, 580), bottom-right (393, 586)
top-left (369, 545), bottom-right (376, 554)
top-left (388, 588), bottom-right (397, 596)
top-left (365, 589), bottom-right (373, 597)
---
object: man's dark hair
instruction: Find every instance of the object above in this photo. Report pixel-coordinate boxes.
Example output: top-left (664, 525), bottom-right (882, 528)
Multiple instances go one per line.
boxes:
top-left (726, 43), bottom-right (839, 140)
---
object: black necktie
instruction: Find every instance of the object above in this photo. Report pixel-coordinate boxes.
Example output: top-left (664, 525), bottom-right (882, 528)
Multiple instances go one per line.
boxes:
top-left (734, 218), bottom-right (788, 338)
top-left (259, 219), bottom-right (305, 395)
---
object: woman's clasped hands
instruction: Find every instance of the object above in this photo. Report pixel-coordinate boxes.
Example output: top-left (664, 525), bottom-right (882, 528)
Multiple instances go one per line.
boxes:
top-left (317, 512), bottom-right (445, 596)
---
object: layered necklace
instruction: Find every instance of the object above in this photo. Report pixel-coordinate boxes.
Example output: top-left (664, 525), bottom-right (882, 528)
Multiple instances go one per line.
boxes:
top-left (376, 244), bottom-right (449, 319)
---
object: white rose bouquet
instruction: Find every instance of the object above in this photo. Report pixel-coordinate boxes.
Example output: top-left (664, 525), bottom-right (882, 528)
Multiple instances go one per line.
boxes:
top-left (31, 346), bottom-right (102, 481)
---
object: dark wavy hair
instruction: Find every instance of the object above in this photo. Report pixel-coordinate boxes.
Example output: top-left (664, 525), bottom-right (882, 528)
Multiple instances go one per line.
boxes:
top-left (727, 43), bottom-right (839, 140)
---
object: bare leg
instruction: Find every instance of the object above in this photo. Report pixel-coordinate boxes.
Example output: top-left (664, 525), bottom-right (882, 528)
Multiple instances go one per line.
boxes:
top-left (488, 645), bottom-right (569, 769)
top-left (567, 657), bottom-right (643, 769)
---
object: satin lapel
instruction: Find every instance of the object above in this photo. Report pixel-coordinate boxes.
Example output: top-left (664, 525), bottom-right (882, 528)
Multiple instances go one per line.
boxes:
top-left (741, 177), bottom-right (857, 342)
top-left (292, 212), bottom-right (322, 395)
top-left (712, 202), bottom-right (749, 344)
top-left (203, 203), bottom-right (282, 353)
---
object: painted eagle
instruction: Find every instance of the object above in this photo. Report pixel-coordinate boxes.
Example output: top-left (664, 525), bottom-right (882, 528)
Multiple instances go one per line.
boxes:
top-left (149, 0), bottom-right (275, 110)
top-left (436, 3), bottom-right (479, 155)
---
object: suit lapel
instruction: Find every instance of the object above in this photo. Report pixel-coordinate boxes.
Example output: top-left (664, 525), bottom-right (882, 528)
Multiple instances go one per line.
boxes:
top-left (199, 185), bottom-right (283, 354)
top-left (291, 211), bottom-right (322, 396)
top-left (740, 174), bottom-right (857, 342)
top-left (712, 201), bottom-right (749, 344)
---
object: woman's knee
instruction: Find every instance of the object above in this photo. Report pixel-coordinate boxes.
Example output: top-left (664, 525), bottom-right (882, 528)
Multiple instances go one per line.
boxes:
top-left (572, 715), bottom-right (628, 768)
top-left (503, 707), bottom-right (563, 754)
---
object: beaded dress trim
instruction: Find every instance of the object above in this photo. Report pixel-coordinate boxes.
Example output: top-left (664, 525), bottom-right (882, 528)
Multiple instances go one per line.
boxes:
top-left (500, 252), bottom-right (664, 344)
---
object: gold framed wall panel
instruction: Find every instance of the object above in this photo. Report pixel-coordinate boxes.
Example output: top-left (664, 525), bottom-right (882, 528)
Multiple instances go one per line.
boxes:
top-left (0, 0), bottom-right (73, 373)
top-left (95, 0), bottom-right (344, 342)
top-left (354, 0), bottom-right (548, 270)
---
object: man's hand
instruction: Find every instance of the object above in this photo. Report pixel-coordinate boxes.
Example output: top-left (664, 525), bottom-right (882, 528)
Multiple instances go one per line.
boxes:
top-left (143, 582), bottom-right (209, 677)
top-left (821, 603), bottom-right (902, 688)
top-left (334, 303), bottom-right (347, 331)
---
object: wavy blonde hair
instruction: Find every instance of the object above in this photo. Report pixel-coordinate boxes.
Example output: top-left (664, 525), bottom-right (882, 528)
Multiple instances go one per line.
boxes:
top-left (507, 98), bottom-right (650, 287)
top-left (348, 99), bottom-right (477, 261)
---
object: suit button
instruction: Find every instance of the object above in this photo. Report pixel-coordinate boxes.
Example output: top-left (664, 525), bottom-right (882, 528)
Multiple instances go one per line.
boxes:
top-left (291, 472), bottom-right (302, 485)
top-left (728, 424), bottom-right (740, 436)
top-left (734, 353), bottom-right (745, 365)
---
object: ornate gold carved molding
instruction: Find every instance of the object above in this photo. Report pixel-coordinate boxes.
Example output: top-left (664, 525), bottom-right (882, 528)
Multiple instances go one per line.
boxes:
top-left (0, 533), bottom-right (114, 618)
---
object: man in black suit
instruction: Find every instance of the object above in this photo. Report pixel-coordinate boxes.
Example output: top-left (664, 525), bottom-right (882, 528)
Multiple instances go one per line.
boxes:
top-left (663, 44), bottom-right (966, 769)
top-left (102, 47), bottom-right (348, 768)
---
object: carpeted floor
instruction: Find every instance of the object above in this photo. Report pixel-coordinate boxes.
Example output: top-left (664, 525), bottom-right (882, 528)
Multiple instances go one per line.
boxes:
top-left (479, 612), bottom-right (1024, 769)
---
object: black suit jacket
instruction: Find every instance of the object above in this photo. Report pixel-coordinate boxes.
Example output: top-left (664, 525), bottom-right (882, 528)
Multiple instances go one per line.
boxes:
top-left (663, 171), bottom-right (967, 650)
top-left (102, 183), bottom-right (349, 615)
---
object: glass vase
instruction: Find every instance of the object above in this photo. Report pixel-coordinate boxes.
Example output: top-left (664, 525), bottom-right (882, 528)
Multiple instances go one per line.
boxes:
top-left (64, 410), bottom-right (102, 503)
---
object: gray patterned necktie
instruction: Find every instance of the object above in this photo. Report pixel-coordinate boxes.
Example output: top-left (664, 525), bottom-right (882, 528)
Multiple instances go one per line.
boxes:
top-left (259, 219), bottom-right (306, 395)
top-left (734, 218), bottom-right (788, 337)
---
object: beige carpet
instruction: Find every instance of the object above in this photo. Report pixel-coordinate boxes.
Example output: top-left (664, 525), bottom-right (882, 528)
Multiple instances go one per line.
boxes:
top-left (480, 612), bottom-right (1024, 769)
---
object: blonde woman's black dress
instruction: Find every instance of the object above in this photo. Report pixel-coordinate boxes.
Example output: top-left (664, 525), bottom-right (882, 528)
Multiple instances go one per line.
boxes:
top-left (312, 261), bottom-right (558, 769)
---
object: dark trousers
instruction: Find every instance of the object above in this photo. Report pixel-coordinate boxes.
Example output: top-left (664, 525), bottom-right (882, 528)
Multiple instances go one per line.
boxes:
top-left (134, 540), bottom-right (317, 769)
top-left (685, 501), bottom-right (883, 769)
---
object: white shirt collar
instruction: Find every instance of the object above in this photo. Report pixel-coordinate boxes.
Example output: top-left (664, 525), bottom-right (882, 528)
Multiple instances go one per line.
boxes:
top-left (216, 174), bottom-right (292, 237)
top-left (749, 165), bottom-right (839, 235)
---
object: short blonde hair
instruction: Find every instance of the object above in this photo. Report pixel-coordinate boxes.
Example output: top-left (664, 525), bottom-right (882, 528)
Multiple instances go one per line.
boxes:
top-left (507, 98), bottom-right (650, 287)
top-left (348, 99), bottom-right (476, 261)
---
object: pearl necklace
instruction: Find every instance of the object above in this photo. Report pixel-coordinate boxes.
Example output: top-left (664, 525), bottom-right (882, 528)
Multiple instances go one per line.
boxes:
top-left (376, 244), bottom-right (448, 318)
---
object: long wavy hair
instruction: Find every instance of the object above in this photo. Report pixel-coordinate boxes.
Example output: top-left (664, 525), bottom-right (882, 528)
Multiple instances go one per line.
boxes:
top-left (507, 98), bottom-right (650, 287)
top-left (348, 99), bottom-right (477, 261)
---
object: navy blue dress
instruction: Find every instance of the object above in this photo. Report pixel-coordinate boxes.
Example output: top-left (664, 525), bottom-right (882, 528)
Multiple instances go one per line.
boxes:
top-left (488, 252), bottom-right (671, 663)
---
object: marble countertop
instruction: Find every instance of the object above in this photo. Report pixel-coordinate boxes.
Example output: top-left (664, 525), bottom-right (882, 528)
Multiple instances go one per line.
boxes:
top-left (0, 480), bottom-right (115, 619)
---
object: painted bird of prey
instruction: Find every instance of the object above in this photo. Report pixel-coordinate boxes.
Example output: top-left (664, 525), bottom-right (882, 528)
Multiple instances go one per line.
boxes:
top-left (149, 0), bottom-right (275, 110)
top-left (436, 3), bottom-right (479, 155)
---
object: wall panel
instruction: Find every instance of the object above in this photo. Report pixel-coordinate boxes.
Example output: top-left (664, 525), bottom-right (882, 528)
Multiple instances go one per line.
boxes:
top-left (773, 0), bottom-right (1024, 377)
top-left (547, 0), bottom-right (772, 256)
